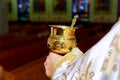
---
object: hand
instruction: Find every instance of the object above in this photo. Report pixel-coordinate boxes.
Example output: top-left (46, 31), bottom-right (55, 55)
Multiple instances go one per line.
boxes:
top-left (44, 52), bottom-right (62, 78)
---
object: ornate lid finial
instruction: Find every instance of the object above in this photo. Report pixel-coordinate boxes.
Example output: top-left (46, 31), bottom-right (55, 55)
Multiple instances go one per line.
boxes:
top-left (71, 15), bottom-right (78, 28)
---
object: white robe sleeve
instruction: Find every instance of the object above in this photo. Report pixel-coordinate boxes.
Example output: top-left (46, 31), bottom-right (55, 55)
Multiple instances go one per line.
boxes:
top-left (52, 21), bottom-right (120, 80)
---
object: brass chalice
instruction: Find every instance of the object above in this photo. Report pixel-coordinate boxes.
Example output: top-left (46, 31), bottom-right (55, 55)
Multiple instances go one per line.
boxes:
top-left (47, 16), bottom-right (78, 55)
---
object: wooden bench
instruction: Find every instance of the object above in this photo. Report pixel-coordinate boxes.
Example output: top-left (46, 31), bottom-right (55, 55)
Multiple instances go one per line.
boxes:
top-left (0, 27), bottom-right (50, 71)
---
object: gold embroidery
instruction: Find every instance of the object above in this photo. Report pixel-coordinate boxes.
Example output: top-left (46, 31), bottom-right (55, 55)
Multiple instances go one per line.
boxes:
top-left (89, 72), bottom-right (95, 80)
top-left (63, 73), bottom-right (67, 78)
top-left (108, 50), bottom-right (112, 57)
top-left (113, 35), bottom-right (120, 52)
top-left (54, 48), bottom-right (83, 72)
top-left (71, 72), bottom-right (80, 80)
top-left (101, 48), bottom-right (116, 75)
top-left (101, 58), bottom-right (109, 71)
top-left (77, 67), bottom-right (80, 73)
top-left (79, 77), bottom-right (82, 80)
top-left (71, 70), bottom-right (80, 80)
top-left (85, 60), bottom-right (92, 80)
top-left (112, 64), bottom-right (118, 72)
top-left (82, 73), bottom-right (85, 77)
top-left (75, 77), bottom-right (79, 80)
top-left (55, 73), bottom-right (67, 80)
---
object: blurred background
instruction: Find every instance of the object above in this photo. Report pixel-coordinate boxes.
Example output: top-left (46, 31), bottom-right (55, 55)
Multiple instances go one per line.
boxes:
top-left (0, 0), bottom-right (120, 80)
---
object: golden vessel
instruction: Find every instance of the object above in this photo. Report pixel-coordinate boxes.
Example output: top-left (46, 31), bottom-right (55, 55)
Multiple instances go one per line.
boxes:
top-left (47, 16), bottom-right (78, 54)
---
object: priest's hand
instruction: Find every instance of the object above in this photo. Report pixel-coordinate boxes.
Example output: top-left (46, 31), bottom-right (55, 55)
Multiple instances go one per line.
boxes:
top-left (44, 52), bottom-right (62, 78)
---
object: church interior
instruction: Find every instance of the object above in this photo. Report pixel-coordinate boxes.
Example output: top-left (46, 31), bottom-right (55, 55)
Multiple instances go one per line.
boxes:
top-left (0, 0), bottom-right (119, 80)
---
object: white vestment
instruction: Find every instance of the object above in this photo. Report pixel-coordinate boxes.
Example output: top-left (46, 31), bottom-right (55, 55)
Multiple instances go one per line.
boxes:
top-left (52, 21), bottom-right (120, 80)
